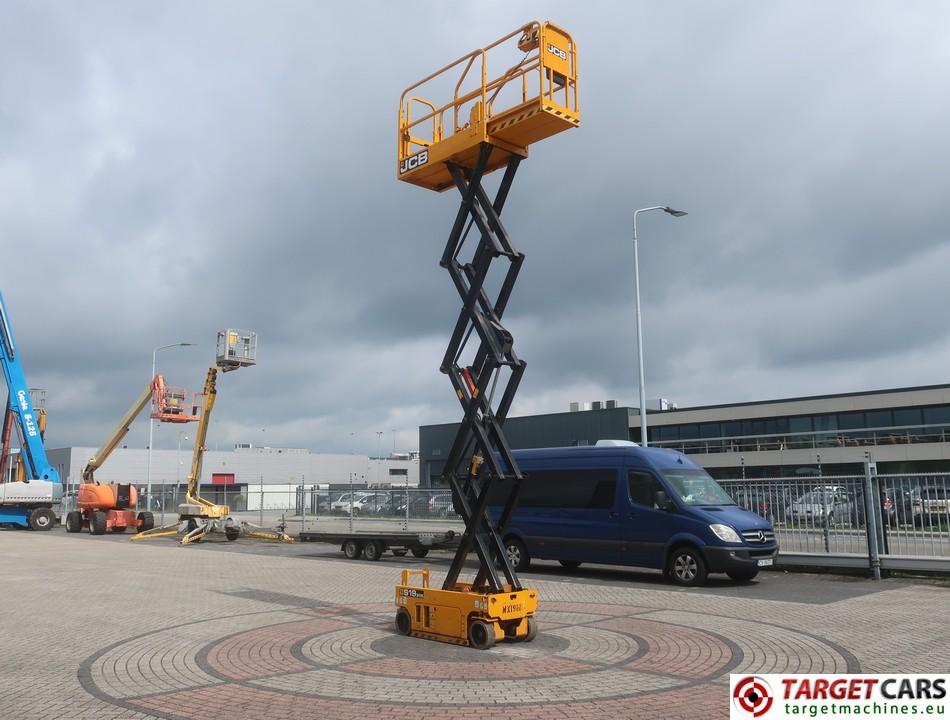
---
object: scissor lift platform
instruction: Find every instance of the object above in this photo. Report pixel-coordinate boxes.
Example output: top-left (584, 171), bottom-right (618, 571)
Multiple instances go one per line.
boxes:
top-left (398, 21), bottom-right (579, 192)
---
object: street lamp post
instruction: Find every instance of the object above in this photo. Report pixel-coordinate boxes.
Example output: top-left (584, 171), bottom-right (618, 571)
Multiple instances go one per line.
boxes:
top-left (146, 342), bottom-right (194, 512)
top-left (173, 431), bottom-right (189, 524)
top-left (632, 206), bottom-right (687, 447)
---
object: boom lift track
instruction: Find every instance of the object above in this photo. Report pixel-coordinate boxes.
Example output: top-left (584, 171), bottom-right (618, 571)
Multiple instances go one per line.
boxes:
top-left (394, 21), bottom-right (579, 649)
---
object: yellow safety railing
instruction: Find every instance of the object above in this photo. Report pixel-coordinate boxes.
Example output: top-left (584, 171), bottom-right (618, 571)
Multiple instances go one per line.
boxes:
top-left (397, 21), bottom-right (579, 170)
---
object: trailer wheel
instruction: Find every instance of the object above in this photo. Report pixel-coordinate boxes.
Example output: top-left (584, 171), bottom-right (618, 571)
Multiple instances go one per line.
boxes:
top-left (90, 511), bottom-right (108, 535)
top-left (137, 512), bottom-right (154, 532)
top-left (65, 511), bottom-right (83, 533)
top-left (410, 547), bottom-right (429, 558)
top-left (395, 608), bottom-right (412, 636)
top-left (28, 507), bottom-right (55, 531)
top-left (468, 619), bottom-right (495, 650)
top-left (364, 540), bottom-right (384, 561)
top-left (343, 539), bottom-right (364, 559)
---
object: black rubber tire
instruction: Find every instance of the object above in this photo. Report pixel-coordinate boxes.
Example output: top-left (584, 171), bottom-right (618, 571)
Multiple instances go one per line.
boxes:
top-left (225, 527), bottom-right (240, 542)
top-left (89, 511), bottom-right (108, 536)
top-left (364, 540), bottom-right (384, 561)
top-left (65, 511), bottom-right (83, 533)
top-left (668, 546), bottom-right (707, 587)
top-left (343, 539), bottom-right (364, 560)
top-left (137, 512), bottom-right (154, 533)
top-left (111, 525), bottom-right (128, 533)
top-left (558, 560), bottom-right (581, 569)
top-left (410, 547), bottom-right (429, 558)
top-left (524, 616), bottom-right (538, 642)
top-left (27, 507), bottom-right (55, 531)
top-left (468, 619), bottom-right (496, 650)
top-left (395, 608), bottom-right (412, 636)
top-left (504, 537), bottom-right (530, 572)
top-left (727, 569), bottom-right (759, 582)
top-left (391, 549), bottom-right (408, 557)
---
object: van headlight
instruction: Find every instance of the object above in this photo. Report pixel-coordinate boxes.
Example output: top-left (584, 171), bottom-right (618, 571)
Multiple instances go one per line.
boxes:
top-left (710, 523), bottom-right (742, 543)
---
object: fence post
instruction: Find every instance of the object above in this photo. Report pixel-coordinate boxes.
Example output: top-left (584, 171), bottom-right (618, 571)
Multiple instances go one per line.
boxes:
top-left (818, 453), bottom-right (830, 553)
top-left (259, 475), bottom-right (264, 528)
top-left (404, 472), bottom-right (410, 531)
top-left (348, 473), bottom-right (354, 533)
top-left (864, 458), bottom-right (881, 580)
top-left (301, 474), bottom-right (307, 532)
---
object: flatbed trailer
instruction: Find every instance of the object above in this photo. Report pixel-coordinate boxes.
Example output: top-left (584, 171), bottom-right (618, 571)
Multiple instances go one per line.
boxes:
top-left (298, 529), bottom-right (460, 562)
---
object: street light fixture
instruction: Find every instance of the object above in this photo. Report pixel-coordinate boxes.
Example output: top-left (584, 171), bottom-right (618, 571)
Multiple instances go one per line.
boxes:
top-left (146, 342), bottom-right (195, 511)
top-left (632, 206), bottom-right (688, 447)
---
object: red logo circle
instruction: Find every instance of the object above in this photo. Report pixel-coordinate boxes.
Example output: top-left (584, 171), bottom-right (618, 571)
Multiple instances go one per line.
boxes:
top-left (733, 676), bottom-right (774, 717)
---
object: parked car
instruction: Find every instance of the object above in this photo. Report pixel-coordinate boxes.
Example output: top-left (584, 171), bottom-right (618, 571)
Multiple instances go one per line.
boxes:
top-left (396, 494), bottom-right (433, 517)
top-left (330, 492), bottom-right (372, 513)
top-left (787, 485), bottom-right (858, 526)
top-left (732, 487), bottom-right (788, 523)
top-left (920, 484), bottom-right (949, 526)
top-left (370, 493), bottom-right (406, 516)
top-left (428, 493), bottom-right (455, 518)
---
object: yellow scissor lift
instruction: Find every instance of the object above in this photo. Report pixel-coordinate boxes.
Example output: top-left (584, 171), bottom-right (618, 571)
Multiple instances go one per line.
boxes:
top-left (394, 21), bottom-right (579, 649)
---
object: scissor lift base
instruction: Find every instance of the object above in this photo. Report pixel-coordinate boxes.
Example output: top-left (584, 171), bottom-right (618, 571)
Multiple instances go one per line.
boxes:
top-left (395, 570), bottom-right (537, 649)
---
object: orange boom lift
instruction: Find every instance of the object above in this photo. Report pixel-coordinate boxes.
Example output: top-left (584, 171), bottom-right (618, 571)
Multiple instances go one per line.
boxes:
top-left (65, 375), bottom-right (199, 535)
top-left (394, 21), bottom-right (579, 648)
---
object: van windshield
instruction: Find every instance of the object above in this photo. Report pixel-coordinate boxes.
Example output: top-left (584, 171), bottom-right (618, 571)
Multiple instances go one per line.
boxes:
top-left (661, 468), bottom-right (735, 506)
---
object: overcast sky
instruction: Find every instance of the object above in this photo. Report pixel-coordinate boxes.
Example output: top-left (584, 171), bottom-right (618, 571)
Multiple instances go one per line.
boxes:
top-left (2, 1), bottom-right (949, 454)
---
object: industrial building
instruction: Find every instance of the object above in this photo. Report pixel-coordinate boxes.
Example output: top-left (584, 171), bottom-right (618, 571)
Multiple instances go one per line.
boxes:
top-left (46, 445), bottom-right (419, 510)
top-left (419, 383), bottom-right (950, 485)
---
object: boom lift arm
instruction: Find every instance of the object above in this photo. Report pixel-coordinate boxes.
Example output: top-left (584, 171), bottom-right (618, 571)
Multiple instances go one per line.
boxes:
top-left (0, 290), bottom-right (61, 530)
top-left (132, 330), bottom-right (290, 544)
top-left (65, 375), bottom-right (201, 536)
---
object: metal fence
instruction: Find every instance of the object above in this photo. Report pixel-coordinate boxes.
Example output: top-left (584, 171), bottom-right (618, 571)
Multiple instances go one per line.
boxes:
top-left (720, 466), bottom-right (950, 573)
top-left (60, 466), bottom-right (949, 573)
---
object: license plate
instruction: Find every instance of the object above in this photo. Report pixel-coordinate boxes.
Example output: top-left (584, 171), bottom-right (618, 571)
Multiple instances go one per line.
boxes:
top-left (757, 558), bottom-right (774, 567)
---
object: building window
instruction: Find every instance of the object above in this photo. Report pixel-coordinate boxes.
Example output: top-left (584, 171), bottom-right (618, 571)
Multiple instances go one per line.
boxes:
top-left (893, 407), bottom-right (922, 427)
top-left (865, 409), bottom-right (893, 429)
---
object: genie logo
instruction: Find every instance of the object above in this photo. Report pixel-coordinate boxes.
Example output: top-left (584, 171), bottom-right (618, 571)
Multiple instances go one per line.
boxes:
top-left (17, 390), bottom-right (37, 437)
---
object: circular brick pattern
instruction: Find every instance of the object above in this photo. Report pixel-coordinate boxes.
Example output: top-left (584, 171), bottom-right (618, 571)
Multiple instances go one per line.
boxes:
top-left (79, 601), bottom-right (858, 719)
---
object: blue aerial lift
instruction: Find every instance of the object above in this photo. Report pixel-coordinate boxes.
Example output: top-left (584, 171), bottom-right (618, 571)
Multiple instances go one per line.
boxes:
top-left (0, 290), bottom-right (61, 529)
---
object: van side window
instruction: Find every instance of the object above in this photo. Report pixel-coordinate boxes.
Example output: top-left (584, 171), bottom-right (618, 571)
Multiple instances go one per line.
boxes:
top-left (499, 469), bottom-right (617, 509)
top-left (628, 471), bottom-right (663, 508)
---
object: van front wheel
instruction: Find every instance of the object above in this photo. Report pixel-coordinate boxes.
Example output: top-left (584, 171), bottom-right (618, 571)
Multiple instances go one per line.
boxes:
top-left (668, 547), bottom-right (707, 587)
top-left (504, 537), bottom-right (530, 572)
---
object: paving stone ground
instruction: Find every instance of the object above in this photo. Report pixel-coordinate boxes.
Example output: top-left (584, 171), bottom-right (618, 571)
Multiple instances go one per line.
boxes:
top-left (1, 529), bottom-right (947, 719)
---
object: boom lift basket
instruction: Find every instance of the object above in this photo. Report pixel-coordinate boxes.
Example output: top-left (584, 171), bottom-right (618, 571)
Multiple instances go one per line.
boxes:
top-left (216, 329), bottom-right (257, 372)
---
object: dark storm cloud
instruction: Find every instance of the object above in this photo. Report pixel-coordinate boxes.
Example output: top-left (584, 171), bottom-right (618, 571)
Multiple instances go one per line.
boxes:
top-left (2, 1), bottom-right (948, 454)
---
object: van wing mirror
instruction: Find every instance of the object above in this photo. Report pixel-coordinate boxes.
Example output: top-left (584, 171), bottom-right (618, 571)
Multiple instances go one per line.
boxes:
top-left (655, 490), bottom-right (674, 511)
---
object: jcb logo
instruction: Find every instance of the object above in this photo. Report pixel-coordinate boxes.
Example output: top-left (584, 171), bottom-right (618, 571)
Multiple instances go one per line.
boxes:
top-left (399, 150), bottom-right (428, 174)
top-left (547, 43), bottom-right (566, 61)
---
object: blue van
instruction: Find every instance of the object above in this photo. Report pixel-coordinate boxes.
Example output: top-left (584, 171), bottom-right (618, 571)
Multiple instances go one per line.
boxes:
top-left (489, 441), bottom-right (778, 586)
